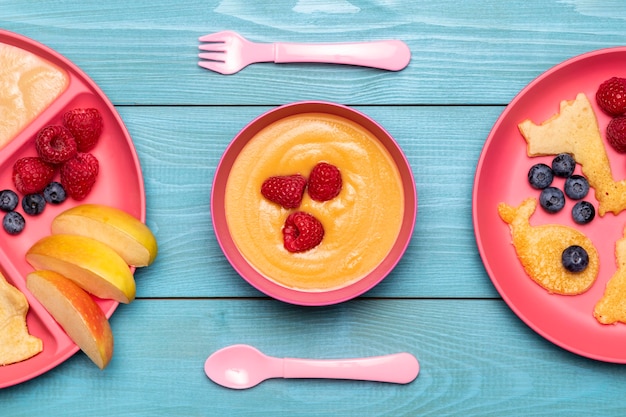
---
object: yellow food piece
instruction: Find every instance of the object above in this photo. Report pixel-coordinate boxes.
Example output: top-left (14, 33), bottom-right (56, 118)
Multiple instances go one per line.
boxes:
top-left (26, 235), bottom-right (136, 304)
top-left (51, 204), bottom-right (158, 267)
top-left (518, 93), bottom-right (626, 216)
top-left (594, 227), bottom-right (626, 324)
top-left (0, 42), bottom-right (68, 149)
top-left (0, 271), bottom-right (43, 366)
top-left (27, 270), bottom-right (114, 369)
top-left (225, 113), bottom-right (404, 291)
top-left (498, 198), bottom-right (599, 295)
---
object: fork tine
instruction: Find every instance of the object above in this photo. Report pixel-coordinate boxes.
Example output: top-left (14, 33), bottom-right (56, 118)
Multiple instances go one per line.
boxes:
top-left (198, 43), bottom-right (227, 52)
top-left (197, 60), bottom-right (232, 75)
top-left (198, 31), bottom-right (228, 42)
top-left (197, 60), bottom-right (219, 70)
top-left (198, 52), bottom-right (225, 62)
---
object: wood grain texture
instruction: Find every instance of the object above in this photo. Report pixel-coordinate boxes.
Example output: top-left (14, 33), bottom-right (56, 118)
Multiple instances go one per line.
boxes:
top-left (1, 0), bottom-right (625, 105)
top-left (2, 0), bottom-right (626, 415)
top-left (5, 299), bottom-right (626, 417)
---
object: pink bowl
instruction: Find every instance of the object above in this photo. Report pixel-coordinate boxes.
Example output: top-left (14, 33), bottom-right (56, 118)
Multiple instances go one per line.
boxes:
top-left (211, 101), bottom-right (416, 306)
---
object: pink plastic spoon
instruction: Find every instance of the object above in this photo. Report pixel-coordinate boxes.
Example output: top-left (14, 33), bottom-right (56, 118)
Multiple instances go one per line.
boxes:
top-left (204, 344), bottom-right (419, 389)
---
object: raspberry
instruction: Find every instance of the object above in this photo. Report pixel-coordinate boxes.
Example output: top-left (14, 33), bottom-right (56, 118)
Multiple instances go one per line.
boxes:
top-left (607, 116), bottom-right (626, 153)
top-left (12, 156), bottom-right (55, 194)
top-left (60, 153), bottom-right (99, 200)
top-left (62, 108), bottom-right (103, 152)
top-left (307, 162), bottom-right (342, 202)
top-left (282, 211), bottom-right (324, 253)
top-left (261, 174), bottom-right (307, 209)
top-left (596, 77), bottom-right (626, 117)
top-left (35, 125), bottom-right (78, 164)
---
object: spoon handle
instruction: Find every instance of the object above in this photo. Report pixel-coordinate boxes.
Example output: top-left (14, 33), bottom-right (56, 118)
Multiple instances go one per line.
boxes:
top-left (282, 352), bottom-right (419, 384)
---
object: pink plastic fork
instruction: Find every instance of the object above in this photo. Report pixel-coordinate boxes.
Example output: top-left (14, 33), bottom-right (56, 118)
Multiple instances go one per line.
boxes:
top-left (198, 31), bottom-right (411, 75)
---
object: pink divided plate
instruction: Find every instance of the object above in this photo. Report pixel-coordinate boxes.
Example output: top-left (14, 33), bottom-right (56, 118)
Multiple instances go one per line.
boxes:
top-left (0, 30), bottom-right (145, 387)
top-left (473, 47), bottom-right (626, 362)
top-left (211, 102), bottom-right (416, 306)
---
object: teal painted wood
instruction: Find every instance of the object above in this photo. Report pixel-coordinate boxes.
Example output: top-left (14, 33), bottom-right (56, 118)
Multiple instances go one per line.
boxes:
top-left (4, 299), bottom-right (626, 417)
top-left (1, 1), bottom-right (625, 105)
top-left (2, 1), bottom-right (626, 415)
top-left (120, 105), bottom-right (501, 299)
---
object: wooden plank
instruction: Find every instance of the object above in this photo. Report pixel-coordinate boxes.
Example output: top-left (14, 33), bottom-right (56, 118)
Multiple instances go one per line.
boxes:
top-left (2, 1), bottom-right (625, 414)
top-left (117, 104), bottom-right (503, 299)
top-left (1, 1), bottom-right (624, 105)
top-left (4, 299), bottom-right (626, 416)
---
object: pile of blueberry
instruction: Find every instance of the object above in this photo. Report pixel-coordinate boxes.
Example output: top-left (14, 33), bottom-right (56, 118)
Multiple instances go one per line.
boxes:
top-left (0, 182), bottom-right (67, 235)
top-left (528, 153), bottom-right (595, 225)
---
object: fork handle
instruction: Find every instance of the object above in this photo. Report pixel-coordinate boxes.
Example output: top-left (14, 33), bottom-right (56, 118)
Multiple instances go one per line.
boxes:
top-left (273, 40), bottom-right (410, 71)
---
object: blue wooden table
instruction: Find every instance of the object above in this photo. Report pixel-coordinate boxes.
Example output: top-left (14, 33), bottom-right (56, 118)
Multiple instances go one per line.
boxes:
top-left (2, 1), bottom-right (626, 415)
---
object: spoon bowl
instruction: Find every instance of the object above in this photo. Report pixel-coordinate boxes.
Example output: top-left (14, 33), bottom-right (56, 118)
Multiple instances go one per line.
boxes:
top-left (204, 344), bottom-right (281, 389)
top-left (204, 344), bottom-right (419, 389)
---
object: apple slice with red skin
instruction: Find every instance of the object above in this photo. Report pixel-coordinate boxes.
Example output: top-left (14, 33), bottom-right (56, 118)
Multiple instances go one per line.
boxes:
top-left (26, 270), bottom-right (114, 369)
top-left (26, 234), bottom-right (136, 304)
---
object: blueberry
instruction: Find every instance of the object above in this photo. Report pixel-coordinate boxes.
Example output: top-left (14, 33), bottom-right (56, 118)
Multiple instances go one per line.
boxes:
top-left (572, 201), bottom-right (595, 225)
top-left (564, 175), bottom-right (589, 200)
top-left (22, 194), bottom-right (46, 215)
top-left (43, 181), bottom-right (67, 204)
top-left (3, 211), bottom-right (25, 235)
top-left (562, 245), bottom-right (589, 273)
top-left (539, 187), bottom-right (565, 213)
top-left (528, 163), bottom-right (554, 189)
top-left (0, 189), bottom-right (19, 212)
top-left (552, 153), bottom-right (576, 178)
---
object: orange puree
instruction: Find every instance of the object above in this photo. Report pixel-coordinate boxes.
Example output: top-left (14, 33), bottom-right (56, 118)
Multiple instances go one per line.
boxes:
top-left (225, 113), bottom-right (404, 291)
top-left (0, 42), bottom-right (69, 149)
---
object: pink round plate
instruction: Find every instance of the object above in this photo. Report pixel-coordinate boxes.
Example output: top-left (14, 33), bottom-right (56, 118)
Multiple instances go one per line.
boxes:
top-left (473, 47), bottom-right (626, 362)
top-left (0, 30), bottom-right (145, 387)
top-left (211, 102), bottom-right (416, 306)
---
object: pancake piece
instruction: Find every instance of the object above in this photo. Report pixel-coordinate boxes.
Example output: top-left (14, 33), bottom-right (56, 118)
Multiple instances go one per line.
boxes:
top-left (0, 42), bottom-right (69, 150)
top-left (518, 93), bottom-right (626, 216)
top-left (0, 271), bottom-right (43, 366)
top-left (498, 198), bottom-right (599, 295)
top-left (594, 227), bottom-right (626, 324)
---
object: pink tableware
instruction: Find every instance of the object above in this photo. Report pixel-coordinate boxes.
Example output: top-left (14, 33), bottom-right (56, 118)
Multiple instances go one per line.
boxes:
top-left (211, 101), bottom-right (416, 306)
top-left (204, 344), bottom-right (419, 389)
top-left (0, 30), bottom-right (145, 388)
top-left (198, 31), bottom-right (411, 75)
top-left (473, 47), bottom-right (626, 362)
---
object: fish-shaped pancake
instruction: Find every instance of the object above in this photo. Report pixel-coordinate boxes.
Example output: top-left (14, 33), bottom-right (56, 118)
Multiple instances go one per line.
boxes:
top-left (594, 228), bottom-right (626, 324)
top-left (498, 198), bottom-right (599, 295)
top-left (518, 93), bottom-right (626, 216)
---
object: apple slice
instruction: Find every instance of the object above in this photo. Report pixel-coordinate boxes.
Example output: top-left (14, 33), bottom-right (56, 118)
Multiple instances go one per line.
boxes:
top-left (26, 270), bottom-right (114, 369)
top-left (26, 234), bottom-right (136, 303)
top-left (51, 204), bottom-right (158, 267)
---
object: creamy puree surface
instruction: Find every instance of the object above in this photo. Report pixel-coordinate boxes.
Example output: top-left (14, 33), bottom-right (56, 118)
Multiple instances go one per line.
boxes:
top-left (224, 113), bottom-right (404, 291)
top-left (0, 42), bottom-right (69, 149)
